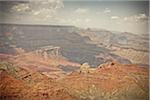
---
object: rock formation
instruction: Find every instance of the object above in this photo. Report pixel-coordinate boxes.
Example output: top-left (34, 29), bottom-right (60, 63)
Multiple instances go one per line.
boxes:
top-left (35, 46), bottom-right (61, 60)
top-left (80, 63), bottom-right (91, 73)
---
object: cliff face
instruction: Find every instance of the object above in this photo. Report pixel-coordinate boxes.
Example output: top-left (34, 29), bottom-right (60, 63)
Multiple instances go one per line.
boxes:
top-left (0, 56), bottom-right (75, 100)
top-left (0, 69), bottom-right (32, 99)
top-left (79, 29), bottom-right (149, 66)
top-left (0, 54), bottom-right (148, 100)
top-left (60, 61), bottom-right (149, 100)
top-left (0, 24), bottom-right (131, 66)
top-left (0, 24), bottom-right (148, 100)
top-left (0, 69), bottom-right (75, 100)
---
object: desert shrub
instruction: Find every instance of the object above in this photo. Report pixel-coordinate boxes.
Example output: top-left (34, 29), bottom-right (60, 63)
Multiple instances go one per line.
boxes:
top-left (70, 85), bottom-right (116, 100)
top-left (67, 83), bottom-right (148, 100)
top-left (115, 86), bottom-right (149, 100)
top-left (74, 85), bottom-right (101, 100)
top-left (0, 61), bottom-right (17, 77)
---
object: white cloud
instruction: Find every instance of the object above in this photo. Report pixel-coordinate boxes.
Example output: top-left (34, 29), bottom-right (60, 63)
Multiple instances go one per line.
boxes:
top-left (85, 18), bottom-right (91, 23)
top-left (111, 16), bottom-right (120, 20)
top-left (123, 17), bottom-right (128, 21)
top-left (62, 17), bottom-right (91, 27)
top-left (75, 8), bottom-right (88, 14)
top-left (137, 14), bottom-right (147, 19)
top-left (123, 13), bottom-right (148, 22)
top-left (11, 0), bottom-right (64, 21)
top-left (11, 3), bottom-right (30, 12)
top-left (104, 8), bottom-right (111, 13)
top-left (33, 11), bottom-right (40, 15)
top-left (96, 12), bottom-right (101, 15)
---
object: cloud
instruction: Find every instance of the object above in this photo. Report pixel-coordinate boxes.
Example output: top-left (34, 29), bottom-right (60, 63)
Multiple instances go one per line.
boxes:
top-left (11, 0), bottom-right (64, 21)
top-left (75, 8), bottom-right (88, 14)
top-left (137, 14), bottom-right (147, 19)
top-left (61, 17), bottom-right (91, 27)
top-left (33, 11), bottom-right (40, 15)
top-left (124, 14), bottom-right (148, 22)
top-left (11, 3), bottom-right (30, 12)
top-left (111, 16), bottom-right (120, 20)
top-left (85, 18), bottom-right (91, 23)
top-left (104, 8), bottom-right (111, 13)
top-left (134, 14), bottom-right (148, 21)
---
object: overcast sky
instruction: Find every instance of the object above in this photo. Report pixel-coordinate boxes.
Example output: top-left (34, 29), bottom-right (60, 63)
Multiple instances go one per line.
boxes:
top-left (0, 0), bottom-right (149, 34)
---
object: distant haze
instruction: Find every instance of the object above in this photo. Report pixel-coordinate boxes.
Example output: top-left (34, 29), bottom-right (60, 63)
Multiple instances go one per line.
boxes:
top-left (0, 0), bottom-right (149, 34)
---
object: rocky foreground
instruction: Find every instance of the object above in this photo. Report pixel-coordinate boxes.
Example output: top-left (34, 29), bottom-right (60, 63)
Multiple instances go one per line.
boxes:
top-left (0, 54), bottom-right (149, 100)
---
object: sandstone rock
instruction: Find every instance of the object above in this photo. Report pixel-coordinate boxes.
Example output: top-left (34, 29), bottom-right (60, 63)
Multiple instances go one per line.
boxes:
top-left (80, 63), bottom-right (91, 73)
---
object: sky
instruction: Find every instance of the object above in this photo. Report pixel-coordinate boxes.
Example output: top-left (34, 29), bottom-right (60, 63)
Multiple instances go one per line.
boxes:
top-left (0, 0), bottom-right (149, 34)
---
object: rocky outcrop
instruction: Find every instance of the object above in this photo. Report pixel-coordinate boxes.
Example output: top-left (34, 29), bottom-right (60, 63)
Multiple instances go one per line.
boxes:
top-left (80, 63), bottom-right (91, 73)
top-left (61, 62), bottom-right (149, 100)
top-left (0, 66), bottom-right (75, 100)
top-left (0, 69), bottom-right (31, 99)
top-left (35, 46), bottom-right (61, 60)
top-left (0, 57), bottom-right (148, 100)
